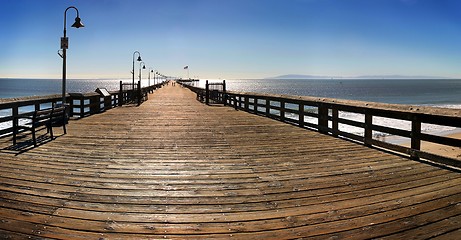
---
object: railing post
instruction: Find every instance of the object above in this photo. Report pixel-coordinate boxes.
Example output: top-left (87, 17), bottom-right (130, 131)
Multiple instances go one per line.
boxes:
top-left (332, 108), bottom-right (339, 136)
top-left (79, 97), bottom-right (84, 118)
top-left (239, 96), bottom-right (242, 109)
top-left (233, 95), bottom-right (237, 110)
top-left (244, 96), bottom-right (249, 112)
top-left (254, 98), bottom-right (258, 113)
top-left (265, 98), bottom-right (270, 117)
top-left (280, 100), bottom-right (285, 121)
top-left (12, 106), bottom-right (18, 137)
top-left (89, 95), bottom-right (100, 115)
top-left (69, 95), bottom-right (74, 117)
top-left (103, 96), bottom-right (111, 111)
top-left (365, 112), bottom-right (372, 146)
top-left (411, 116), bottom-right (421, 160)
top-left (318, 103), bottom-right (329, 133)
top-left (299, 103), bottom-right (304, 128)
top-left (119, 81), bottom-right (123, 107)
top-left (222, 80), bottom-right (226, 105)
top-left (205, 80), bottom-right (209, 105)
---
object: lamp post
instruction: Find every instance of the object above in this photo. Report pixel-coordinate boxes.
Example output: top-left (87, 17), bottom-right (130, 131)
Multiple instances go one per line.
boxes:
top-left (132, 51), bottom-right (142, 89)
top-left (148, 68), bottom-right (153, 86)
top-left (61, 6), bottom-right (84, 104)
top-left (139, 61), bottom-right (145, 87)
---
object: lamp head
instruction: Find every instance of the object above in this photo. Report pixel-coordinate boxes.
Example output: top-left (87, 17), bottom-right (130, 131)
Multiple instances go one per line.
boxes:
top-left (71, 17), bottom-right (84, 28)
top-left (142, 65), bottom-right (146, 69)
top-left (137, 56), bottom-right (142, 62)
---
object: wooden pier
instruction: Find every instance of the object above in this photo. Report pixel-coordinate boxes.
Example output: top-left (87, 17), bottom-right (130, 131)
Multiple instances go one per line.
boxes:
top-left (1, 84), bottom-right (461, 239)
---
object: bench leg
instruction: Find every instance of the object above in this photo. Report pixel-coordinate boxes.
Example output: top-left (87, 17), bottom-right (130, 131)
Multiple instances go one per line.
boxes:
top-left (32, 128), bottom-right (37, 147)
top-left (63, 124), bottom-right (67, 134)
top-left (49, 125), bottom-right (54, 140)
top-left (13, 129), bottom-right (17, 145)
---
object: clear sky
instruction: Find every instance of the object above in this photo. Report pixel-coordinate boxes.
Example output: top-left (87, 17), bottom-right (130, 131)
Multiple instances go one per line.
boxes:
top-left (1, 0), bottom-right (461, 79)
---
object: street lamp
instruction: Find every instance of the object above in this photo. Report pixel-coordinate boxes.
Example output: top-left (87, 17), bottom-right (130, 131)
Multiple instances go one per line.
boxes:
top-left (148, 68), bottom-right (153, 86)
top-left (61, 6), bottom-right (84, 104)
top-left (139, 61), bottom-right (145, 87)
top-left (132, 51), bottom-right (142, 89)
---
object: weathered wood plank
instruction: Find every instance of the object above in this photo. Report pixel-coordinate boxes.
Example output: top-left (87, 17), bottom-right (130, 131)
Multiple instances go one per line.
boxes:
top-left (0, 84), bottom-right (460, 239)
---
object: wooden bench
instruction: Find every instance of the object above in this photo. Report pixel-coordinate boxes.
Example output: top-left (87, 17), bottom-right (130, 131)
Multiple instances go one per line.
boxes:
top-left (13, 106), bottom-right (67, 147)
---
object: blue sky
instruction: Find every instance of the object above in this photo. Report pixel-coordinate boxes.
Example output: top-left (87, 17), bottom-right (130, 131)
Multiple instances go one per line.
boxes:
top-left (1, 0), bottom-right (461, 79)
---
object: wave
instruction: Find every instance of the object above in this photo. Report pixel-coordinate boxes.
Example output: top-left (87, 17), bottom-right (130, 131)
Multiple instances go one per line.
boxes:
top-left (284, 103), bottom-right (461, 142)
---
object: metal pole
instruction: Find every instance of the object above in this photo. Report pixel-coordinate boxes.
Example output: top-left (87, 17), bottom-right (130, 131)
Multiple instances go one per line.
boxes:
top-left (61, 6), bottom-right (83, 105)
top-left (148, 69), bottom-right (151, 87)
top-left (132, 54), bottom-right (135, 90)
top-left (62, 39), bottom-right (67, 104)
top-left (139, 61), bottom-right (144, 85)
top-left (132, 51), bottom-right (141, 91)
top-left (62, 10), bottom-right (69, 104)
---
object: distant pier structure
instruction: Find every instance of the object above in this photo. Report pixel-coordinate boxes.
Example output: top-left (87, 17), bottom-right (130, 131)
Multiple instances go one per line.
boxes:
top-left (176, 78), bottom-right (200, 83)
top-left (0, 81), bottom-right (460, 239)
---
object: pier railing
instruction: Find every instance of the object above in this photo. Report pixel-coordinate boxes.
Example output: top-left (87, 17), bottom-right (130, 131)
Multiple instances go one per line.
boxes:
top-left (0, 82), bottom-right (165, 137)
top-left (180, 82), bottom-right (461, 169)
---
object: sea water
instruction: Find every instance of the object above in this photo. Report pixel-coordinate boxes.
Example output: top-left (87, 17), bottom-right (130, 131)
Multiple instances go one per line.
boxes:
top-left (0, 78), bottom-right (127, 133)
top-left (1, 78), bottom-right (461, 139)
top-left (0, 78), bottom-right (125, 99)
top-left (198, 79), bottom-right (461, 106)
top-left (198, 79), bottom-right (461, 140)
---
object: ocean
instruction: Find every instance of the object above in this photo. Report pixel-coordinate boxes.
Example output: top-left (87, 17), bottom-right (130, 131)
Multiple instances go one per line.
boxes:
top-left (2, 78), bottom-right (461, 106)
top-left (201, 78), bottom-right (461, 138)
top-left (0, 78), bottom-right (126, 99)
top-left (1, 78), bottom-right (461, 138)
top-left (199, 78), bottom-right (461, 106)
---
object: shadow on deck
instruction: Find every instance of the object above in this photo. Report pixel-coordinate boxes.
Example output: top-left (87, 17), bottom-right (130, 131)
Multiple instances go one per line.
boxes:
top-left (0, 84), bottom-right (460, 239)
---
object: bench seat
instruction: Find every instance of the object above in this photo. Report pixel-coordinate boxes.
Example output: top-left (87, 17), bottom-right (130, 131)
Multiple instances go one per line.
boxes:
top-left (13, 106), bottom-right (67, 147)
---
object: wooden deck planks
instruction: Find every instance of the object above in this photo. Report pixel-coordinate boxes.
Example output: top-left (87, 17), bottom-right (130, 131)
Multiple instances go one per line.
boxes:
top-left (1, 84), bottom-right (460, 239)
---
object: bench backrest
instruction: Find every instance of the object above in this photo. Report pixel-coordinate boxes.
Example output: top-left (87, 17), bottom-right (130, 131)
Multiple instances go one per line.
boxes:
top-left (33, 108), bottom-right (54, 126)
top-left (50, 106), bottom-right (66, 120)
top-left (31, 106), bottom-right (66, 126)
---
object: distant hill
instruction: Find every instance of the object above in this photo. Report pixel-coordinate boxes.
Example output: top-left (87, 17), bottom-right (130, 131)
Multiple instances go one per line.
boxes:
top-left (268, 74), bottom-right (449, 79)
top-left (355, 75), bottom-right (448, 79)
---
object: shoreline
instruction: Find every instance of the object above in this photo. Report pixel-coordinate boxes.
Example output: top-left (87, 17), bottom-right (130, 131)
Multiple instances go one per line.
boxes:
top-left (403, 132), bottom-right (461, 160)
top-left (379, 130), bottom-right (461, 160)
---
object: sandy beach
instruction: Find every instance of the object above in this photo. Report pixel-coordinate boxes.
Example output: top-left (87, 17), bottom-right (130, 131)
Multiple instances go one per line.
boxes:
top-left (402, 132), bottom-right (461, 160)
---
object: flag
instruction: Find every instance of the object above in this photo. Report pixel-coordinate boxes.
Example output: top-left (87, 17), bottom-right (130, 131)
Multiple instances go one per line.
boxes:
top-left (184, 66), bottom-right (189, 69)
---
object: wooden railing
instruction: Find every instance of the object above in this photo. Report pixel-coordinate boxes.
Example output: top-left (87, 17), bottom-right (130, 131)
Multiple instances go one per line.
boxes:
top-left (180, 82), bottom-right (461, 169)
top-left (0, 82), bottom-right (165, 137)
top-left (0, 95), bottom-right (62, 137)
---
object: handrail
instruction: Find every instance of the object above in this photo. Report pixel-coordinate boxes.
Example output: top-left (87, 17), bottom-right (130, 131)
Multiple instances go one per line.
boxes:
top-left (179, 82), bottom-right (461, 169)
top-left (0, 82), bottom-right (166, 137)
